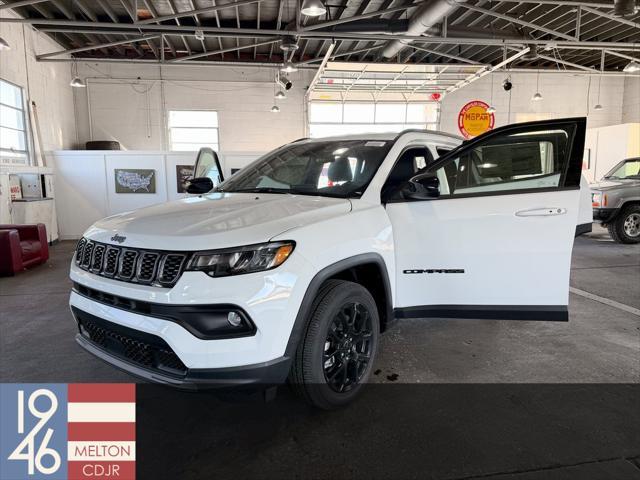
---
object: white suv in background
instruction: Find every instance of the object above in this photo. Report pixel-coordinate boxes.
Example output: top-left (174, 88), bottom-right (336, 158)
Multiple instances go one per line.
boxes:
top-left (70, 118), bottom-right (590, 409)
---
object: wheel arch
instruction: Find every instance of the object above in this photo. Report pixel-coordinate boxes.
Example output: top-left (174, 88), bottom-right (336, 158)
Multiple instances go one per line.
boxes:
top-left (284, 253), bottom-right (393, 359)
top-left (620, 199), bottom-right (640, 210)
top-left (604, 199), bottom-right (640, 225)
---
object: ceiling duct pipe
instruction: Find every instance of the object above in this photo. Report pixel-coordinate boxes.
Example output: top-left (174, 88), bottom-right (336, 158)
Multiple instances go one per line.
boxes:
top-left (381, 0), bottom-right (466, 59)
top-left (614, 0), bottom-right (638, 16)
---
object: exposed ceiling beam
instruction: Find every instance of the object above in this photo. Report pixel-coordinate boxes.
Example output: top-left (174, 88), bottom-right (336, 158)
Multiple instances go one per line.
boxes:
top-left (304, 3), bottom-right (419, 31)
top-left (605, 50), bottom-right (640, 63)
top-left (530, 52), bottom-right (599, 71)
top-left (167, 0), bottom-right (193, 55)
top-left (136, 0), bottom-right (263, 25)
top-left (94, 0), bottom-right (144, 56)
top-left (142, 0), bottom-right (177, 57)
top-left (475, 0), bottom-right (614, 6)
top-left (170, 39), bottom-right (280, 62)
top-left (457, 3), bottom-right (576, 40)
top-left (410, 45), bottom-right (488, 65)
top-left (0, 0), bottom-right (50, 10)
top-left (446, 47), bottom-right (532, 94)
top-left (299, 45), bottom-right (385, 65)
top-left (307, 43), bottom-right (336, 94)
top-left (268, 0), bottom-right (284, 61)
top-left (580, 6), bottom-right (640, 29)
top-left (5, 18), bottom-right (638, 52)
top-left (37, 34), bottom-right (160, 59)
top-left (118, 0), bottom-right (159, 58)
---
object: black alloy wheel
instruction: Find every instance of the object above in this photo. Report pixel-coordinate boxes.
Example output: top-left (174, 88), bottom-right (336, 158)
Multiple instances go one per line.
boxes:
top-left (323, 302), bottom-right (374, 393)
top-left (289, 279), bottom-right (380, 409)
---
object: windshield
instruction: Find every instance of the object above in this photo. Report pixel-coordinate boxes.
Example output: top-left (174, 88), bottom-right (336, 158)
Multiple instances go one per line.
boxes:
top-left (604, 158), bottom-right (640, 180)
top-left (219, 140), bottom-right (392, 198)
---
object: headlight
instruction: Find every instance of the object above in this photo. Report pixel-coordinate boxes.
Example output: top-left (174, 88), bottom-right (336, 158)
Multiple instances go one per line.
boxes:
top-left (591, 191), bottom-right (602, 207)
top-left (186, 241), bottom-right (295, 277)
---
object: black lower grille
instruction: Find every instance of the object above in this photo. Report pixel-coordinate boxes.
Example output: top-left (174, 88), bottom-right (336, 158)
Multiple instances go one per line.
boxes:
top-left (74, 308), bottom-right (187, 376)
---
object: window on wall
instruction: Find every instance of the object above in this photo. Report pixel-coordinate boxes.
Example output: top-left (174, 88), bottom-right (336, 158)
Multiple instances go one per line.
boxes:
top-left (168, 110), bottom-right (219, 151)
top-left (308, 102), bottom-right (439, 138)
top-left (0, 79), bottom-right (30, 165)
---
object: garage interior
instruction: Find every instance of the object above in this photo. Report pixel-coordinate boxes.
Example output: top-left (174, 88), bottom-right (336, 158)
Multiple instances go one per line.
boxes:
top-left (1, 0), bottom-right (639, 479)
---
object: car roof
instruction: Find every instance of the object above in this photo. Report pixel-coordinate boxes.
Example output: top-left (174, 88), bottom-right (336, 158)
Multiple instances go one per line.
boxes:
top-left (297, 130), bottom-right (463, 144)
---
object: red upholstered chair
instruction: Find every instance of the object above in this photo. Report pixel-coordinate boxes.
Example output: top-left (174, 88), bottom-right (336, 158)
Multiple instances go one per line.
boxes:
top-left (0, 224), bottom-right (49, 276)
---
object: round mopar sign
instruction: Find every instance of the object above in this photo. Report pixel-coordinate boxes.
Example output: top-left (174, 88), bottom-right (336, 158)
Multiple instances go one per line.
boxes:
top-left (457, 100), bottom-right (495, 139)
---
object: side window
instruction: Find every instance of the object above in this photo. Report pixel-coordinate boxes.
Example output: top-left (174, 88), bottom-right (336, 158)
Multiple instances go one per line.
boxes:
top-left (433, 128), bottom-right (572, 196)
top-left (382, 147), bottom-right (434, 197)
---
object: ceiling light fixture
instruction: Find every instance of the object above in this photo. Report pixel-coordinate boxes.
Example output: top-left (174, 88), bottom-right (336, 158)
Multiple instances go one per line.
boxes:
top-left (486, 73), bottom-right (496, 114)
top-left (70, 61), bottom-right (86, 88)
top-left (270, 105), bottom-right (280, 113)
top-left (281, 61), bottom-right (298, 73)
top-left (623, 60), bottom-right (640, 73)
top-left (70, 77), bottom-right (86, 88)
top-left (593, 70), bottom-right (604, 111)
top-left (280, 36), bottom-right (299, 52)
top-left (301, 0), bottom-right (326, 17)
top-left (0, 36), bottom-right (10, 51)
top-left (275, 90), bottom-right (286, 99)
top-left (194, 30), bottom-right (205, 41)
top-left (531, 69), bottom-right (543, 101)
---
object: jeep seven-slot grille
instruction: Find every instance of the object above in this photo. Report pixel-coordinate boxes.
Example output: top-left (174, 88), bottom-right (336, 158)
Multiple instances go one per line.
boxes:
top-left (75, 238), bottom-right (188, 287)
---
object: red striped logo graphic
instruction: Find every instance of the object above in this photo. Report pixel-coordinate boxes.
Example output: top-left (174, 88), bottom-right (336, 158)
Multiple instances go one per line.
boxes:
top-left (67, 384), bottom-right (135, 480)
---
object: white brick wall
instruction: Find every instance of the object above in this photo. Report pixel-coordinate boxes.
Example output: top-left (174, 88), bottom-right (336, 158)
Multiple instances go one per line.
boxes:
top-left (73, 63), bottom-right (313, 153)
top-left (622, 76), bottom-right (640, 124)
top-left (439, 72), bottom-right (631, 136)
top-left (0, 10), bottom-right (77, 154)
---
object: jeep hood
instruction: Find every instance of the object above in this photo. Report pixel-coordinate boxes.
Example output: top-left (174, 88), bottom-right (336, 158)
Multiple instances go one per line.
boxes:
top-left (85, 193), bottom-right (351, 251)
top-left (591, 178), bottom-right (640, 191)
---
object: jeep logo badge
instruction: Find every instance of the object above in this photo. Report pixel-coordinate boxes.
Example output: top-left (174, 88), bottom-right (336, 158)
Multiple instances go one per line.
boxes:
top-left (110, 234), bottom-right (126, 244)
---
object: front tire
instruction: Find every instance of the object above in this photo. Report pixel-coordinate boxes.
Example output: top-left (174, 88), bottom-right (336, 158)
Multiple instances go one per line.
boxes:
top-left (289, 279), bottom-right (379, 410)
top-left (608, 205), bottom-right (640, 244)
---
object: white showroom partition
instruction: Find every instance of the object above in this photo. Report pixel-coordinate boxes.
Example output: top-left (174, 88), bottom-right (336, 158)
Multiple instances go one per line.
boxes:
top-left (50, 150), bottom-right (262, 240)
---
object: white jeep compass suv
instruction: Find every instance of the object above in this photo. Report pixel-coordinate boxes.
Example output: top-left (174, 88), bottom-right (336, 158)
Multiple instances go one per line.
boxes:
top-left (70, 118), bottom-right (590, 409)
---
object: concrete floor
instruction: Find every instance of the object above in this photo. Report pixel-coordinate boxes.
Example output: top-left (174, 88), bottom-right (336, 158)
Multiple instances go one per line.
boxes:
top-left (1, 225), bottom-right (639, 479)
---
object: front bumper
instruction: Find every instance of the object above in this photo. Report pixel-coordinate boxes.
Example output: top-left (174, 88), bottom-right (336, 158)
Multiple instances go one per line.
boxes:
top-left (593, 207), bottom-right (617, 223)
top-left (69, 250), bottom-right (315, 374)
top-left (72, 306), bottom-right (292, 388)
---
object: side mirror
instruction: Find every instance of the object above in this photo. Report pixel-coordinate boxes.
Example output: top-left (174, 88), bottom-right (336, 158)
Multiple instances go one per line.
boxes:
top-left (186, 177), bottom-right (214, 194)
top-left (402, 172), bottom-right (440, 200)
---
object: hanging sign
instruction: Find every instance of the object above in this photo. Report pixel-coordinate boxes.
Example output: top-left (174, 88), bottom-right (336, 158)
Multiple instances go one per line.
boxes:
top-left (457, 100), bottom-right (495, 139)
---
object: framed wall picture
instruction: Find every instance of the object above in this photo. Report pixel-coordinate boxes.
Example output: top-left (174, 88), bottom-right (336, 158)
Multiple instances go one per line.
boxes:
top-left (176, 164), bottom-right (195, 193)
top-left (114, 169), bottom-right (156, 193)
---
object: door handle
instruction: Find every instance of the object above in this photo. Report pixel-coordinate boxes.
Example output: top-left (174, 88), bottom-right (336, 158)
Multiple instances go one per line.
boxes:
top-left (515, 207), bottom-right (567, 217)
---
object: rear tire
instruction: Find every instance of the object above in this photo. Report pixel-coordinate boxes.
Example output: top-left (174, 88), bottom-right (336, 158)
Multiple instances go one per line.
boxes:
top-left (607, 205), bottom-right (640, 244)
top-left (289, 279), bottom-right (379, 410)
